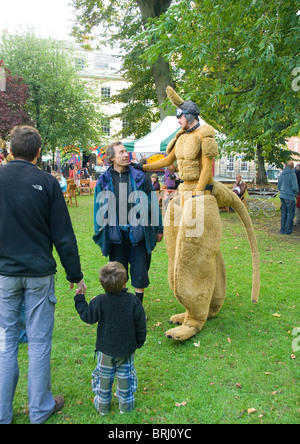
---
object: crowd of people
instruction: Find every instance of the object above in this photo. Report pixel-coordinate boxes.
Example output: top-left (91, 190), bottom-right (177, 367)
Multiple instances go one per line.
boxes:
top-left (42, 160), bottom-right (95, 181)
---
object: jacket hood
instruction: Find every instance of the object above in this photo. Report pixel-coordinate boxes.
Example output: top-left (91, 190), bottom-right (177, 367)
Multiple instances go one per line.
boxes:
top-left (282, 167), bottom-right (294, 175)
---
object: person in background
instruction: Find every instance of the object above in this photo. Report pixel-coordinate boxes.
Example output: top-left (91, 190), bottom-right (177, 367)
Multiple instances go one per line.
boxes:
top-left (278, 161), bottom-right (299, 235)
top-left (55, 173), bottom-right (67, 193)
top-left (294, 164), bottom-right (300, 227)
top-left (151, 173), bottom-right (161, 191)
top-left (232, 174), bottom-right (247, 198)
top-left (164, 165), bottom-right (178, 190)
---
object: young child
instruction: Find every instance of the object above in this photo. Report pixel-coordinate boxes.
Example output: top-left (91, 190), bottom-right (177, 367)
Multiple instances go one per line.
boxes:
top-left (74, 261), bottom-right (147, 415)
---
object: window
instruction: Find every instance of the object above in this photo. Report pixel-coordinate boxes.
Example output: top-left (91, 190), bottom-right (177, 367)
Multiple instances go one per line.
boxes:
top-left (101, 87), bottom-right (111, 100)
top-left (101, 120), bottom-right (110, 136)
top-left (241, 158), bottom-right (248, 172)
top-left (122, 118), bottom-right (129, 130)
top-left (75, 58), bottom-right (85, 70)
top-left (227, 155), bottom-right (235, 172)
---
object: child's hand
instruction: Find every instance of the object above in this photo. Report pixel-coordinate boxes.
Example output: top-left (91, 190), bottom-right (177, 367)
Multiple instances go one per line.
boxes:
top-left (73, 279), bottom-right (87, 295)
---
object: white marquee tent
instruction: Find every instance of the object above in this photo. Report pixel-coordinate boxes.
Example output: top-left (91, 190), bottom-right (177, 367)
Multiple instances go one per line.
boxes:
top-left (123, 116), bottom-right (180, 153)
top-left (123, 116), bottom-right (208, 153)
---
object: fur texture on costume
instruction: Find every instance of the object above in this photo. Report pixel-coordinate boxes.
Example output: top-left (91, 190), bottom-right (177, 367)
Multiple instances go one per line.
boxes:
top-left (166, 86), bottom-right (185, 107)
top-left (143, 86), bottom-right (260, 341)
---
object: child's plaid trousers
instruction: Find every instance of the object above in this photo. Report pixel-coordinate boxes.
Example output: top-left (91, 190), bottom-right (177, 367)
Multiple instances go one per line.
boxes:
top-left (92, 352), bottom-right (137, 415)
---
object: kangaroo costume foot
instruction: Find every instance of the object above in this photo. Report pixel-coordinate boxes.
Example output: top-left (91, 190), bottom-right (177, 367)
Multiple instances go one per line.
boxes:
top-left (169, 312), bottom-right (186, 325)
top-left (165, 322), bottom-right (201, 341)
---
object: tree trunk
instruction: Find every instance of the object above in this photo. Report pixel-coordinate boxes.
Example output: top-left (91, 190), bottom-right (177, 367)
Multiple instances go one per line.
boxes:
top-left (152, 56), bottom-right (176, 118)
top-left (135, 0), bottom-right (172, 24)
top-left (135, 0), bottom-right (175, 119)
top-left (256, 143), bottom-right (268, 185)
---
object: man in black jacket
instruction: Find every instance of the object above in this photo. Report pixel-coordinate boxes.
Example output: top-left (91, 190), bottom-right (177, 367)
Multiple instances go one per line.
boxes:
top-left (0, 126), bottom-right (86, 424)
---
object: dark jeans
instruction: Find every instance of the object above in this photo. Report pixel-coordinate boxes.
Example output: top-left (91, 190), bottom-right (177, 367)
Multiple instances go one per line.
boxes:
top-left (280, 198), bottom-right (296, 234)
top-left (109, 230), bottom-right (151, 289)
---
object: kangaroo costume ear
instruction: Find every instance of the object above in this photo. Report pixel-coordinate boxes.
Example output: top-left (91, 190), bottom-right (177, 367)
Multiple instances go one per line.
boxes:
top-left (167, 86), bottom-right (200, 124)
top-left (166, 86), bottom-right (185, 107)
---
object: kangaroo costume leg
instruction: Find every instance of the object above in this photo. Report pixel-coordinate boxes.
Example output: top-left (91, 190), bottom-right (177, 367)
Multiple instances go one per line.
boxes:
top-left (165, 194), bottom-right (223, 341)
top-left (164, 196), bottom-right (186, 325)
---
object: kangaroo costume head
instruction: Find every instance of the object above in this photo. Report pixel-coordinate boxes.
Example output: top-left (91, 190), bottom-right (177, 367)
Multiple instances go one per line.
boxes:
top-left (167, 86), bottom-right (200, 124)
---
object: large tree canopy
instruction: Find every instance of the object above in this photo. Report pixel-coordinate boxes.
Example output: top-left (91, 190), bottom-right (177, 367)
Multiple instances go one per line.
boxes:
top-left (71, 0), bottom-right (176, 138)
top-left (141, 0), bottom-right (300, 177)
top-left (0, 31), bottom-right (104, 154)
top-left (72, 0), bottom-right (299, 179)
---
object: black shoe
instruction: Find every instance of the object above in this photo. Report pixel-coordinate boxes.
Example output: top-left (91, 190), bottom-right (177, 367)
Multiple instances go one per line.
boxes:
top-left (53, 396), bottom-right (65, 414)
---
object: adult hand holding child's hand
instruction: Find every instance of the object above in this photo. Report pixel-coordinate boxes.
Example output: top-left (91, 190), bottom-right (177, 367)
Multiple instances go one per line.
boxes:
top-left (70, 279), bottom-right (87, 295)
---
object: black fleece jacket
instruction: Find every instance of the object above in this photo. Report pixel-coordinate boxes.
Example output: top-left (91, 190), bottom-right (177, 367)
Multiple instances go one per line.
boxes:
top-left (0, 160), bottom-right (83, 283)
top-left (74, 289), bottom-right (147, 357)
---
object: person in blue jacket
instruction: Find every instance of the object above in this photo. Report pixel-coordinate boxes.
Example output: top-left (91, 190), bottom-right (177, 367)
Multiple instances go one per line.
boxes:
top-left (93, 142), bottom-right (163, 304)
top-left (278, 161), bottom-right (299, 235)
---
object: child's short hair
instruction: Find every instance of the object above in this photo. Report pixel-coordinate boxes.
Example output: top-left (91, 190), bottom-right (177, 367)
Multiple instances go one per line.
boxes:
top-left (99, 262), bottom-right (128, 293)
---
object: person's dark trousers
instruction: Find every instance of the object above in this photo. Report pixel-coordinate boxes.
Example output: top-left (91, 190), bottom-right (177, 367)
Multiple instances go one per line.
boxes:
top-left (280, 198), bottom-right (296, 234)
top-left (109, 230), bottom-right (151, 290)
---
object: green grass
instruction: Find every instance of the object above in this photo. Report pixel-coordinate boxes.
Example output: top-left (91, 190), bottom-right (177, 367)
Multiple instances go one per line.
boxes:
top-left (13, 195), bottom-right (299, 424)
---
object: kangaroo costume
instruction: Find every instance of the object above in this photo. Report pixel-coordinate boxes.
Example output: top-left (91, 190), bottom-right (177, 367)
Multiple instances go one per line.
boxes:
top-left (143, 86), bottom-right (260, 341)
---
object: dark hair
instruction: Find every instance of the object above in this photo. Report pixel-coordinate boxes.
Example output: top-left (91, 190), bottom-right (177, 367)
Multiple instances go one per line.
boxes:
top-left (10, 126), bottom-right (42, 162)
top-left (99, 261), bottom-right (127, 293)
top-left (106, 141), bottom-right (123, 165)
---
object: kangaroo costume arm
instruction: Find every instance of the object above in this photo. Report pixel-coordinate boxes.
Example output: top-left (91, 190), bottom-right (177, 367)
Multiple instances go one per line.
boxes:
top-left (195, 155), bottom-right (214, 193)
top-left (143, 145), bottom-right (177, 171)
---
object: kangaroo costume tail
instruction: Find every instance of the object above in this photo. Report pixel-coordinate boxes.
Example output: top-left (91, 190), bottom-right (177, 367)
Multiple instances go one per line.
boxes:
top-left (212, 181), bottom-right (260, 303)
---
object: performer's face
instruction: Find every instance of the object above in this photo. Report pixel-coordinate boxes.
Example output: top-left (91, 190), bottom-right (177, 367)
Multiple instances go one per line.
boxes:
top-left (177, 114), bottom-right (190, 131)
top-left (112, 144), bottom-right (129, 168)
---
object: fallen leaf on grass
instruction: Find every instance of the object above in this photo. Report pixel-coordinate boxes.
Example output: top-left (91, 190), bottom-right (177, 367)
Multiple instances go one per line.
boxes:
top-left (247, 408), bottom-right (257, 414)
top-left (151, 322), bottom-right (162, 329)
top-left (193, 341), bottom-right (200, 348)
top-left (175, 401), bottom-right (187, 407)
top-left (272, 313), bottom-right (281, 318)
top-left (272, 390), bottom-right (282, 395)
